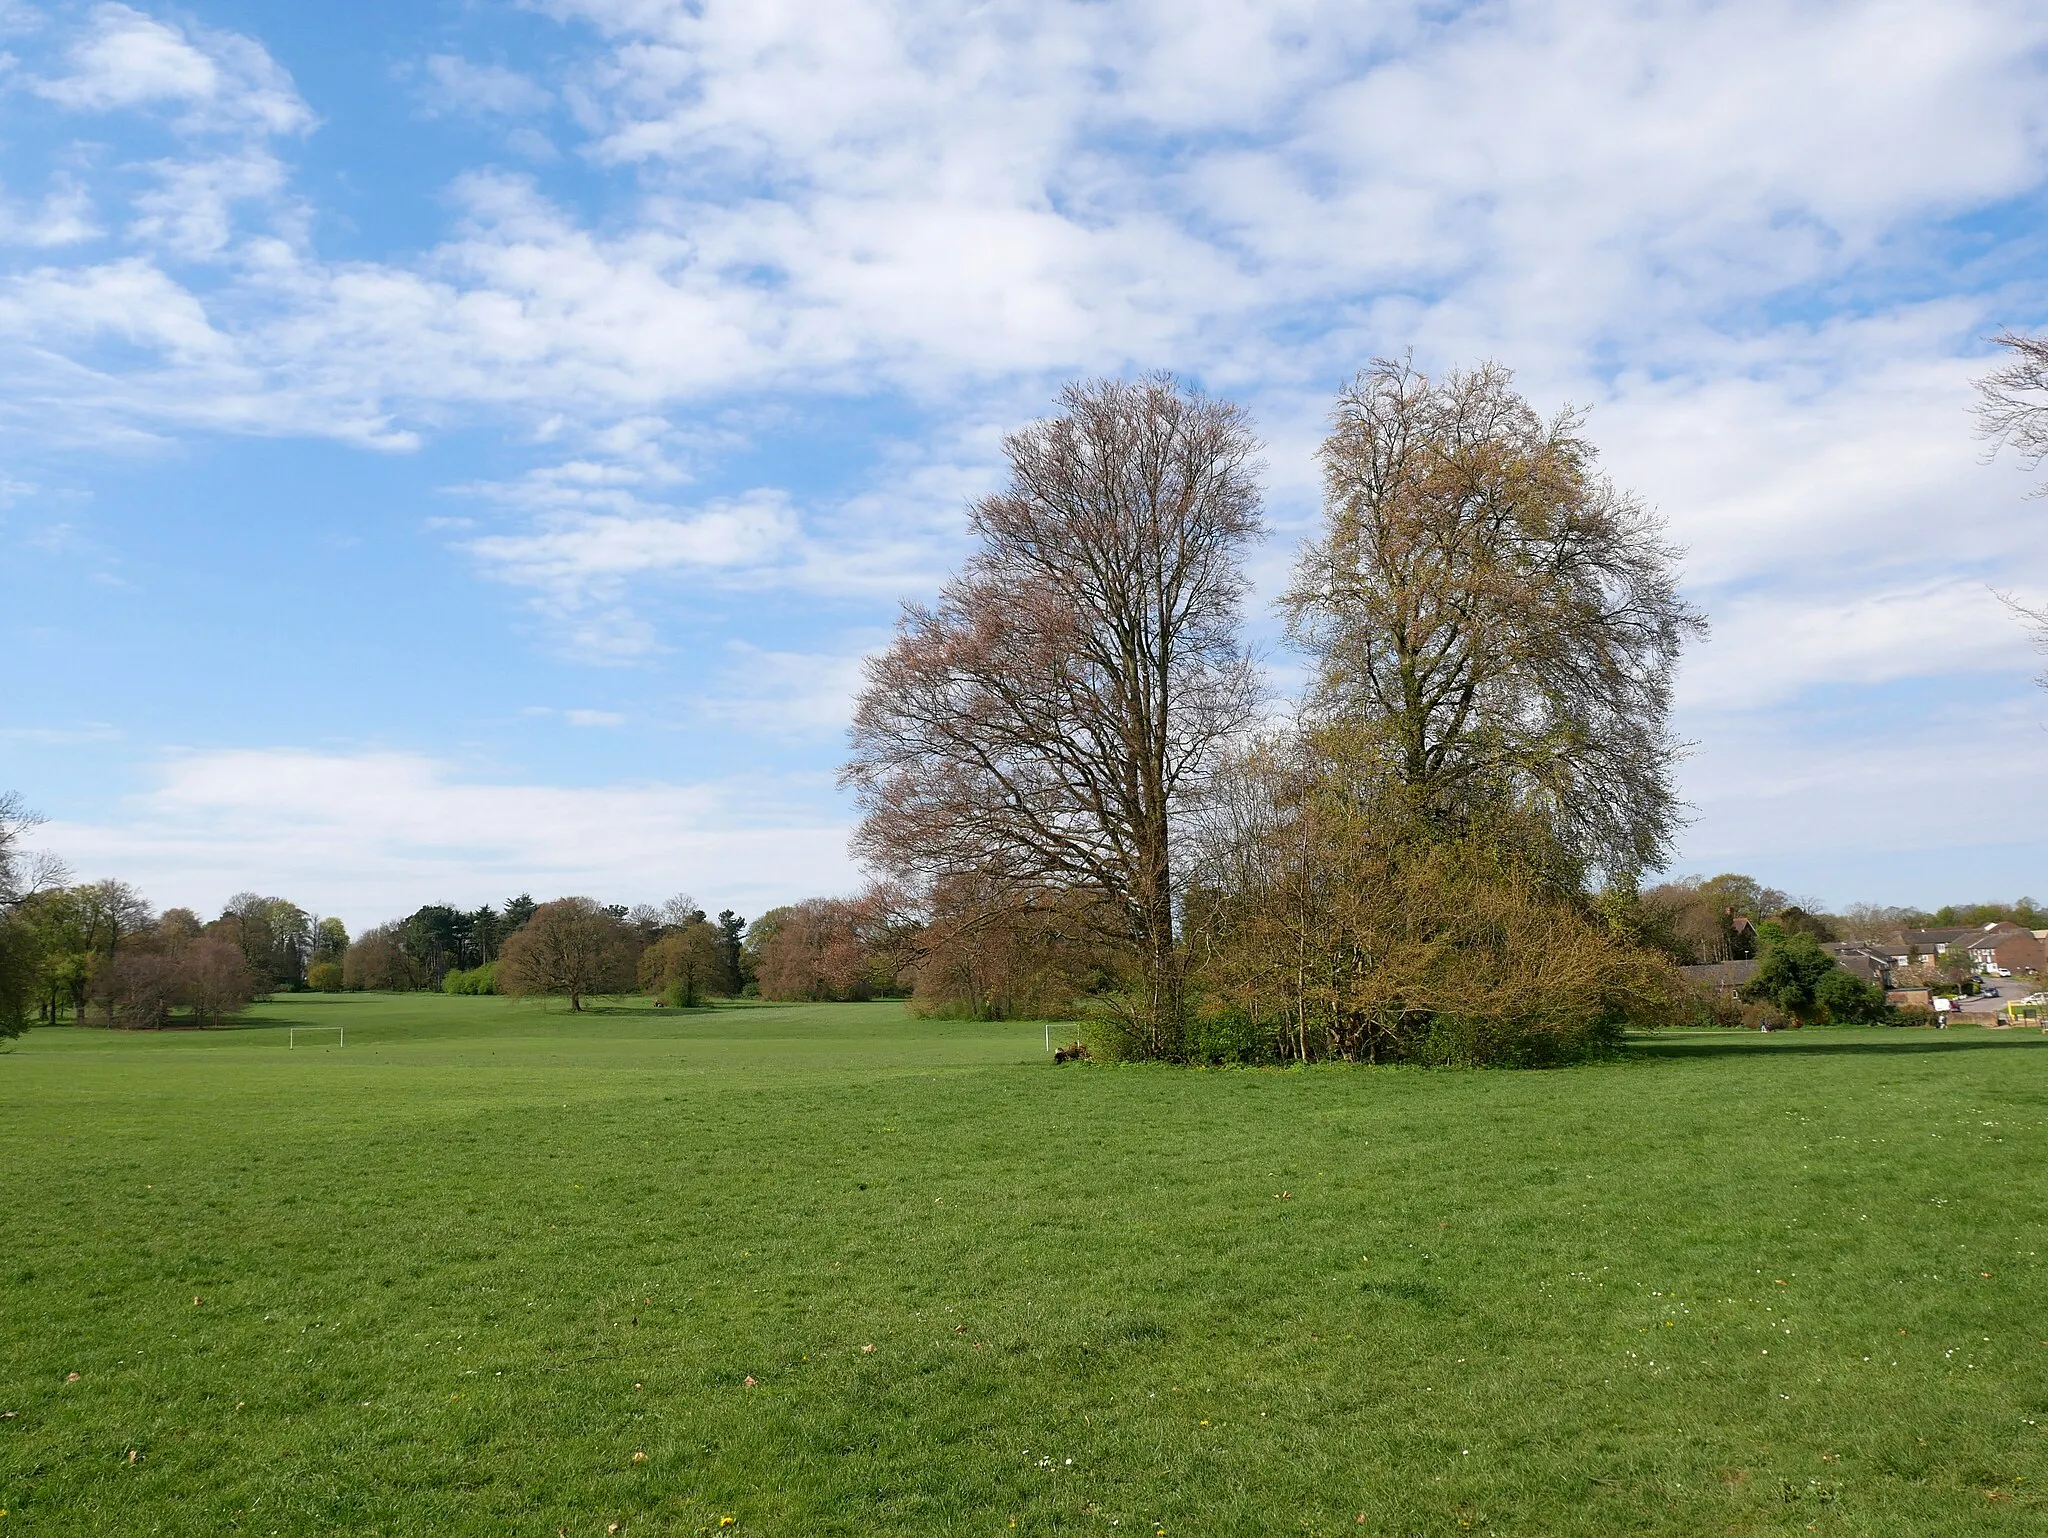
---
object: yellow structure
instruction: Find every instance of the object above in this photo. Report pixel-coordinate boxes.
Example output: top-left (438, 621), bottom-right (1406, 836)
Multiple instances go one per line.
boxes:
top-left (2004, 992), bottom-right (2048, 1025)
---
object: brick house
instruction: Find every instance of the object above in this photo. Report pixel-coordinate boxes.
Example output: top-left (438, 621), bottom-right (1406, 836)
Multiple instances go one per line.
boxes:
top-left (1963, 924), bottom-right (2046, 977)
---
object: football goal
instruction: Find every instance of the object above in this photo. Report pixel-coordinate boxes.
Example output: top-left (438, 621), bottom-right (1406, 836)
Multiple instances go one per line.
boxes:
top-left (288, 1026), bottom-right (345, 1048)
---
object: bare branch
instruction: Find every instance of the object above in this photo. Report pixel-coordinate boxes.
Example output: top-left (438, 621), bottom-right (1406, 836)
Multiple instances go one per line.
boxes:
top-left (1976, 330), bottom-right (2048, 493)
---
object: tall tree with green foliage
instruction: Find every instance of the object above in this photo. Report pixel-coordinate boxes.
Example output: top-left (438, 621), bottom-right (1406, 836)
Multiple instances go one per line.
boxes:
top-left (716, 910), bottom-right (748, 995)
top-left (1283, 358), bottom-right (1705, 890)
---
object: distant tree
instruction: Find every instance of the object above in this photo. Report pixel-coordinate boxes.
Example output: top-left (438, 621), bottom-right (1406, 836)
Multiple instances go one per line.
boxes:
top-left (1773, 906), bottom-right (1837, 943)
top-left (180, 939), bottom-right (257, 1026)
top-left (1928, 898), bottom-right (2046, 930)
top-left (1283, 358), bottom-right (1705, 891)
top-left (215, 894), bottom-right (311, 991)
top-left (1936, 943), bottom-right (1977, 988)
top-left (753, 896), bottom-right (886, 1002)
top-left (1741, 928), bottom-right (1838, 1024)
top-left (0, 793), bottom-right (65, 1034)
top-left (1977, 331), bottom-right (2048, 678)
top-left (502, 893), bottom-right (538, 935)
top-left (306, 961), bottom-right (344, 992)
top-left (498, 897), bottom-right (637, 1011)
top-left (0, 791), bottom-right (68, 912)
top-left (75, 880), bottom-right (155, 1024)
top-left (714, 910), bottom-right (748, 995)
top-left (1832, 902), bottom-right (1918, 943)
top-left (342, 922), bottom-right (429, 992)
top-left (13, 888), bottom-right (88, 1025)
top-left (92, 953), bottom-right (180, 1029)
top-left (398, 904), bottom-right (466, 987)
top-left (906, 873), bottom-right (1114, 1020)
top-left (639, 918), bottom-right (723, 1007)
top-left (158, 908), bottom-right (204, 950)
top-left (311, 916), bottom-right (349, 967)
top-left (1634, 873), bottom-right (1805, 963)
top-left (465, 906), bottom-right (503, 964)
top-left (0, 914), bottom-right (39, 1037)
top-left (844, 374), bottom-right (1265, 1056)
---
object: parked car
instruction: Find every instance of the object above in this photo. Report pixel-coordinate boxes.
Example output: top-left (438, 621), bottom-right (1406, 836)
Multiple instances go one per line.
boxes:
top-left (1982, 987), bottom-right (2000, 998)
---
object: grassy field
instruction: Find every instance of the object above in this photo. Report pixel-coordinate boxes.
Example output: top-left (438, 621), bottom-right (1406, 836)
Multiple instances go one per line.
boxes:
top-left (1, 996), bottom-right (2044, 1536)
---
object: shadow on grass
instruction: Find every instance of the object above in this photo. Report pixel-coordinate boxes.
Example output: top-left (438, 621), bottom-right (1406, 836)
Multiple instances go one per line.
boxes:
top-left (1633, 1030), bottom-right (2048, 1060)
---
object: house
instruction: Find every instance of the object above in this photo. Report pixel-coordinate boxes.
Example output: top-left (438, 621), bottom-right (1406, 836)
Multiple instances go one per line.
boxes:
top-left (1823, 943), bottom-right (1893, 987)
top-left (1727, 914), bottom-right (1759, 960)
top-left (1876, 928), bottom-right (1976, 969)
top-left (1681, 959), bottom-right (1759, 992)
top-left (1963, 923), bottom-right (2046, 978)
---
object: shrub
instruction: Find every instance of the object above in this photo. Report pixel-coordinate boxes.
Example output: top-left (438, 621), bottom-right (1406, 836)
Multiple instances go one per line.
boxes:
top-left (441, 962), bottom-right (498, 996)
top-left (1181, 1004), bottom-right (1278, 1065)
top-left (1816, 967), bottom-right (1890, 1024)
top-left (306, 961), bottom-right (344, 993)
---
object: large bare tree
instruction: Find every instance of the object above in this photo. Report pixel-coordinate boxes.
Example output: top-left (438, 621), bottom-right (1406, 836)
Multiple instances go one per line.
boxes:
top-left (843, 374), bottom-right (1264, 1056)
top-left (1283, 358), bottom-right (1704, 886)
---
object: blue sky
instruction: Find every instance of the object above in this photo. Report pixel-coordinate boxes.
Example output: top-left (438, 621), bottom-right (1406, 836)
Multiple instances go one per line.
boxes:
top-left (1, 0), bottom-right (2044, 931)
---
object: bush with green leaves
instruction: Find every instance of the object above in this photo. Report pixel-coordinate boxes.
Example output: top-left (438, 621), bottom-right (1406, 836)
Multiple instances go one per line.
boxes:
top-left (441, 962), bottom-right (498, 996)
top-left (1742, 924), bottom-right (1892, 1026)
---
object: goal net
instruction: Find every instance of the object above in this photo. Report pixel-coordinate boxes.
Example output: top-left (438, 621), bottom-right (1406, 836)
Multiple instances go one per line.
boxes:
top-left (288, 1026), bottom-right (345, 1048)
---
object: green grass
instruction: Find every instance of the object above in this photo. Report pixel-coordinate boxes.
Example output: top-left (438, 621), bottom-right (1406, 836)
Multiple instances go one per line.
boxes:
top-left (3, 995), bottom-right (2046, 1536)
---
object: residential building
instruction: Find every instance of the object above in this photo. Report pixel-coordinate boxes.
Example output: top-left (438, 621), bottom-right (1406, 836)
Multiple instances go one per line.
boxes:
top-left (1963, 924), bottom-right (2046, 977)
top-left (1680, 959), bottom-right (1758, 992)
top-left (1823, 943), bottom-right (1892, 987)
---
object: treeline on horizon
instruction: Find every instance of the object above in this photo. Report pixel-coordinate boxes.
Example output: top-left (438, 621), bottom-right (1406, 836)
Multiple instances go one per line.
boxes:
top-left (0, 853), bottom-right (909, 1028)
top-left (0, 832), bottom-right (2036, 1041)
top-left (4, 360), bottom-right (2041, 1063)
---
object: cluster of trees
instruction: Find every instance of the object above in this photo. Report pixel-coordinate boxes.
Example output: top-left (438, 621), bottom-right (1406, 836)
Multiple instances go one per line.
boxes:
top-left (0, 802), bottom-right (324, 1032)
top-left (1736, 924), bottom-right (1890, 1027)
top-left (834, 364), bottom-right (1708, 1064)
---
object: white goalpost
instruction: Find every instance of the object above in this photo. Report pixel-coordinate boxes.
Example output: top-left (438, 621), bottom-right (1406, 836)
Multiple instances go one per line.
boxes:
top-left (288, 1026), bottom-right (345, 1048)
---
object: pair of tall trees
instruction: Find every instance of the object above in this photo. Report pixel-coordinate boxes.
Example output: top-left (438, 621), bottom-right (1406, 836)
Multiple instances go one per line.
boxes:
top-left (844, 363), bottom-right (1704, 1059)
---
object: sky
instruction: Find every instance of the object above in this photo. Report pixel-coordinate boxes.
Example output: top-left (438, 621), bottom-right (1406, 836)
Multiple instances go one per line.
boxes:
top-left (0, 0), bottom-right (2044, 932)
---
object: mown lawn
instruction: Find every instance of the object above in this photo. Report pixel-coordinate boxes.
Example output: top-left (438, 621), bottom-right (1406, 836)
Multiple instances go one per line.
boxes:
top-left (1, 995), bottom-right (2044, 1536)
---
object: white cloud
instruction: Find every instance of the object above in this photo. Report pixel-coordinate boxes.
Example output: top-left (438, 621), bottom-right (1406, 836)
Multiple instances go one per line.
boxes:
top-left (0, 180), bottom-right (98, 247)
top-left (694, 642), bottom-right (871, 741)
top-left (418, 54), bottom-right (553, 118)
top-left (564, 708), bottom-right (625, 726)
top-left (128, 149), bottom-right (290, 259)
top-left (34, 747), bottom-right (858, 930)
top-left (463, 487), bottom-right (801, 656)
top-left (32, 2), bottom-right (311, 135)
